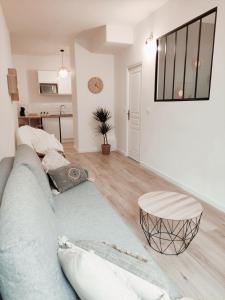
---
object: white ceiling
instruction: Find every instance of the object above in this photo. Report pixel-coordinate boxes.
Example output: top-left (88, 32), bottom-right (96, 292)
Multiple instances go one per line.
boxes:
top-left (1, 0), bottom-right (168, 54)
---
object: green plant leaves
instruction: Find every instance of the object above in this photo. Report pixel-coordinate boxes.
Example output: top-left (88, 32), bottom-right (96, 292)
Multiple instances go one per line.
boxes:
top-left (93, 107), bottom-right (112, 144)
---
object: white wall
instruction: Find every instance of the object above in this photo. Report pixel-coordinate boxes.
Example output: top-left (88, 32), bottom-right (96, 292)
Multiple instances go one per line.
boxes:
top-left (13, 54), bottom-right (72, 105)
top-left (70, 43), bottom-right (79, 150)
top-left (115, 0), bottom-right (225, 211)
top-left (74, 42), bottom-right (115, 152)
top-left (106, 25), bottom-right (134, 45)
top-left (0, 5), bottom-right (16, 160)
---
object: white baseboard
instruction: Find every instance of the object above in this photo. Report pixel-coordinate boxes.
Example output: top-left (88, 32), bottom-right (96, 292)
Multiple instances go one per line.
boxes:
top-left (62, 138), bottom-right (74, 143)
top-left (77, 145), bottom-right (118, 154)
top-left (116, 148), bottom-right (128, 156)
top-left (77, 147), bottom-right (99, 153)
top-left (73, 143), bottom-right (78, 152)
top-left (140, 161), bottom-right (225, 213)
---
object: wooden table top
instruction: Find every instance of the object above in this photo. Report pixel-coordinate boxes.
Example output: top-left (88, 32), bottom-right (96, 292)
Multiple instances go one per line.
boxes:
top-left (138, 191), bottom-right (203, 221)
top-left (18, 114), bottom-right (72, 119)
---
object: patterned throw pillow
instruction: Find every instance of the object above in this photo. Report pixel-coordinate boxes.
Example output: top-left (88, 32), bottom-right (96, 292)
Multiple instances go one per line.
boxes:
top-left (48, 163), bottom-right (88, 193)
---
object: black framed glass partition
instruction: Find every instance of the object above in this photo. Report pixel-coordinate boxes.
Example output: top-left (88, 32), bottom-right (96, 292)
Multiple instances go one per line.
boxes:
top-left (155, 7), bottom-right (217, 102)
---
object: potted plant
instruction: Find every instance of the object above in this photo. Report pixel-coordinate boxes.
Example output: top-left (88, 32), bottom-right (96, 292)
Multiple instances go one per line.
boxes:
top-left (93, 107), bottom-right (112, 155)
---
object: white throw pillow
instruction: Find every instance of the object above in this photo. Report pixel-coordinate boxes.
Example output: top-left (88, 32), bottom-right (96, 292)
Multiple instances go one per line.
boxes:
top-left (16, 125), bottom-right (64, 154)
top-left (16, 125), bottom-right (35, 149)
top-left (32, 133), bottom-right (63, 155)
top-left (42, 149), bottom-right (70, 172)
top-left (58, 238), bottom-right (171, 300)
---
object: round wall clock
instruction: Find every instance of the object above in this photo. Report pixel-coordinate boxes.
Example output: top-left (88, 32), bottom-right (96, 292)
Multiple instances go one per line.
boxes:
top-left (88, 77), bottom-right (103, 94)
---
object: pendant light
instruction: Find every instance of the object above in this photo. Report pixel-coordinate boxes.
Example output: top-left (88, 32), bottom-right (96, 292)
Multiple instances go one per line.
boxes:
top-left (58, 49), bottom-right (68, 78)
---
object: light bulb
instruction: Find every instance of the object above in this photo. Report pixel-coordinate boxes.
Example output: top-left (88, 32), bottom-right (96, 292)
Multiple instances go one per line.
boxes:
top-left (58, 67), bottom-right (68, 78)
top-left (145, 32), bottom-right (154, 46)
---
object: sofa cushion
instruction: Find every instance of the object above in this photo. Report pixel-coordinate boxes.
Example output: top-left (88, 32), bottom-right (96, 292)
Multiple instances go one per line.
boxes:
top-left (42, 149), bottom-right (70, 172)
top-left (54, 181), bottom-right (147, 256)
top-left (54, 182), bottom-right (182, 299)
top-left (58, 238), bottom-right (171, 300)
top-left (16, 125), bottom-right (63, 154)
top-left (75, 240), bottom-right (182, 300)
top-left (14, 144), bottom-right (54, 209)
top-left (48, 163), bottom-right (88, 193)
top-left (0, 164), bottom-right (76, 300)
top-left (58, 243), bottom-right (142, 300)
top-left (0, 157), bottom-right (14, 206)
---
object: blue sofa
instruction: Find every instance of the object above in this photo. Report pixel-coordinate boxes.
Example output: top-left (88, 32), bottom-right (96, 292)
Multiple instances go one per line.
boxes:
top-left (0, 145), bottom-right (182, 300)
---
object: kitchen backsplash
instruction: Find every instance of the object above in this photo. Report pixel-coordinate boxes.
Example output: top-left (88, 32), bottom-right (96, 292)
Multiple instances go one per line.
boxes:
top-left (17, 102), bottom-right (73, 115)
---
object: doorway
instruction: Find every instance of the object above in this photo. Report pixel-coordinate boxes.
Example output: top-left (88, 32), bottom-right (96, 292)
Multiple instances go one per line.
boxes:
top-left (127, 64), bottom-right (142, 162)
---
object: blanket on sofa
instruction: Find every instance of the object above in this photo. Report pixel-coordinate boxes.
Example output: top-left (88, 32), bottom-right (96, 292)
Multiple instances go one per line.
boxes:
top-left (73, 240), bottom-right (182, 300)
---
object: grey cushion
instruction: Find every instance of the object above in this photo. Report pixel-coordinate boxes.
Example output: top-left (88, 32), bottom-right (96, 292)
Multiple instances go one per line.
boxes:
top-left (0, 164), bottom-right (76, 300)
top-left (48, 163), bottom-right (88, 193)
top-left (54, 183), bottom-right (181, 298)
top-left (54, 181), bottom-right (146, 256)
top-left (14, 144), bottom-right (54, 209)
top-left (0, 157), bottom-right (14, 206)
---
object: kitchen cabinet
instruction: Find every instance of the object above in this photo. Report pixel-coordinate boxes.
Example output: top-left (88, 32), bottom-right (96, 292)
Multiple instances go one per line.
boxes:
top-left (7, 68), bottom-right (19, 101)
top-left (42, 117), bottom-right (60, 140)
top-left (37, 70), bottom-right (72, 95)
top-left (38, 71), bottom-right (57, 84)
top-left (42, 115), bottom-right (73, 142)
top-left (61, 117), bottom-right (73, 140)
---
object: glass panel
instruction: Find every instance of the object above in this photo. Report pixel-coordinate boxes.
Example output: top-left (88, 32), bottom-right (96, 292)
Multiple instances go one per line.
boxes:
top-left (155, 8), bottom-right (217, 102)
top-left (184, 20), bottom-right (200, 99)
top-left (196, 12), bottom-right (216, 98)
top-left (174, 28), bottom-right (187, 99)
top-left (164, 33), bottom-right (175, 99)
top-left (157, 37), bottom-right (166, 100)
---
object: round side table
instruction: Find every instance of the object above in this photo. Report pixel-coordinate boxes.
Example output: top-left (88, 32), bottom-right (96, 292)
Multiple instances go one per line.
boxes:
top-left (138, 191), bottom-right (203, 255)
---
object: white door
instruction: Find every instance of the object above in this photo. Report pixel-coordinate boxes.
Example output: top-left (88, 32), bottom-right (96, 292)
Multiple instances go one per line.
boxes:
top-left (128, 65), bottom-right (142, 162)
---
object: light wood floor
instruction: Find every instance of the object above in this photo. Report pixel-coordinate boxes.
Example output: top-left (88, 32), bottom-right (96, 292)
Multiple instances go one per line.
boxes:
top-left (64, 143), bottom-right (225, 300)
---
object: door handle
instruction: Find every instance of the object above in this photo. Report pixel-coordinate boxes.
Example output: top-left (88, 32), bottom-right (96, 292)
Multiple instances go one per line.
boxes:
top-left (128, 110), bottom-right (130, 120)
